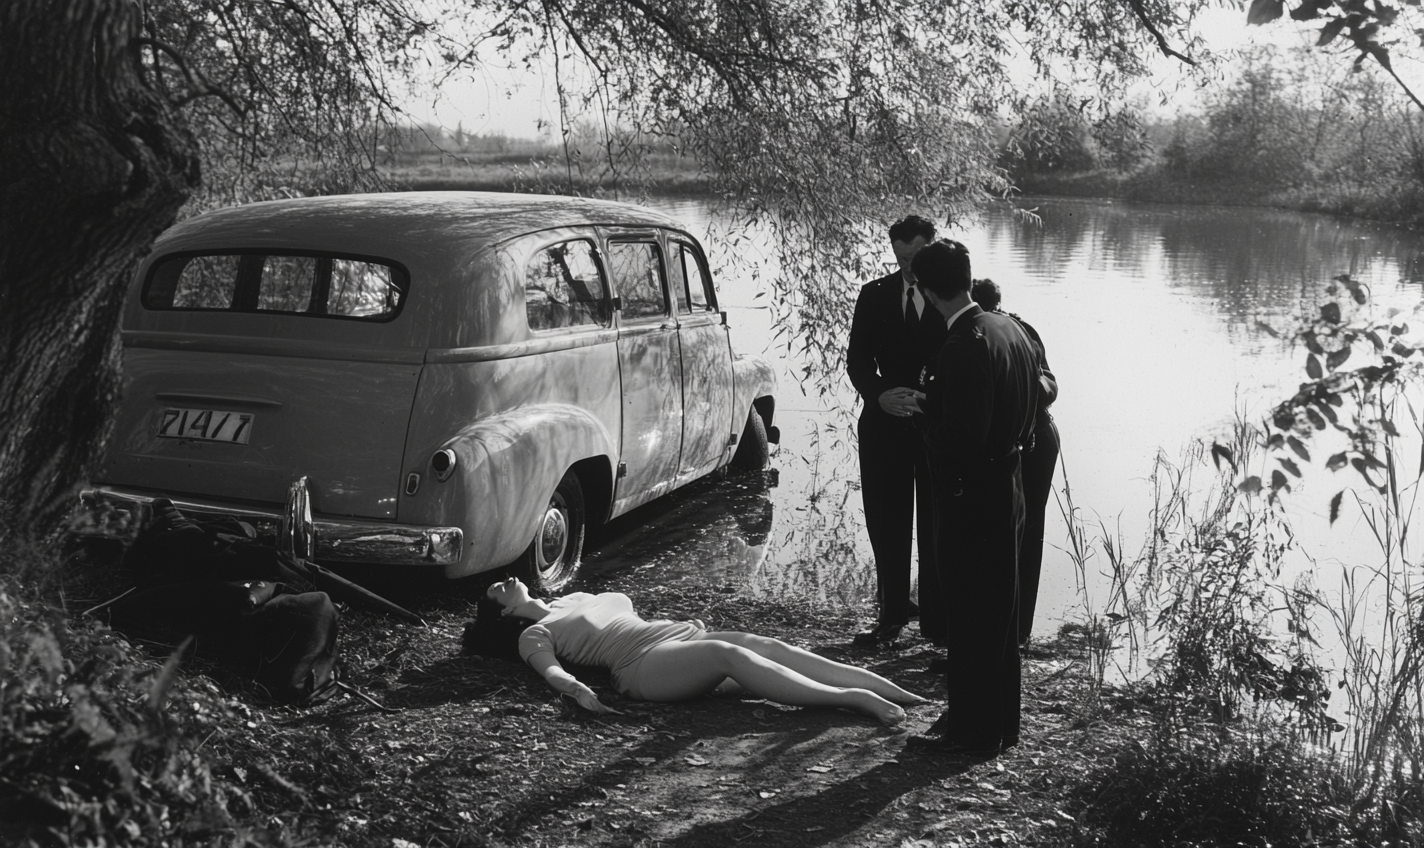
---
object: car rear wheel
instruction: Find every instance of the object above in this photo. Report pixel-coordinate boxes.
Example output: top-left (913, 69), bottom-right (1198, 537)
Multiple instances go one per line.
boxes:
top-left (729, 409), bottom-right (770, 472)
top-left (517, 471), bottom-right (585, 591)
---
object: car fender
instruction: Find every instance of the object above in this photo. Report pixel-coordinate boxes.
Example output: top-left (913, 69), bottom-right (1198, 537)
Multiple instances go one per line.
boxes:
top-left (732, 353), bottom-right (777, 431)
top-left (431, 404), bottom-right (616, 575)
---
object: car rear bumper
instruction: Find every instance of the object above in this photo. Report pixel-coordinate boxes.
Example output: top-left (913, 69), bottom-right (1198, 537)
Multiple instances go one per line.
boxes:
top-left (75, 485), bottom-right (464, 566)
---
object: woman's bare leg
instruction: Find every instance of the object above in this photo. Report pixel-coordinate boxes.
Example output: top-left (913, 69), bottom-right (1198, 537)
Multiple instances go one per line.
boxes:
top-left (630, 640), bottom-right (907, 725)
top-left (701, 631), bottom-right (929, 705)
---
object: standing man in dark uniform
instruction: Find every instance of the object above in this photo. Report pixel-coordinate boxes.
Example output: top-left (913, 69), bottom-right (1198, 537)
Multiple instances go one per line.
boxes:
top-left (912, 240), bottom-right (1040, 757)
top-left (971, 279), bottom-right (1060, 647)
top-left (846, 216), bottom-right (950, 647)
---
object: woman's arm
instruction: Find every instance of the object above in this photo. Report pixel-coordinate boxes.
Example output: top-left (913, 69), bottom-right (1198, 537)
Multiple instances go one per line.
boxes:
top-left (525, 651), bottom-right (624, 715)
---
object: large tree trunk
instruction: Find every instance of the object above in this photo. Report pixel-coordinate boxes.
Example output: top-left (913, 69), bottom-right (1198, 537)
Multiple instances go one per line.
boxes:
top-left (0, 1), bottom-right (198, 539)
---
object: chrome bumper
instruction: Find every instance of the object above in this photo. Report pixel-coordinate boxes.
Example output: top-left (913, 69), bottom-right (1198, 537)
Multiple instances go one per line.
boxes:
top-left (75, 485), bottom-right (464, 566)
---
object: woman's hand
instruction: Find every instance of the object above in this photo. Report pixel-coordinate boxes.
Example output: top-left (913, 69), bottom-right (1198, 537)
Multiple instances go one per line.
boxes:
top-left (568, 690), bottom-right (624, 715)
top-left (531, 653), bottom-right (624, 715)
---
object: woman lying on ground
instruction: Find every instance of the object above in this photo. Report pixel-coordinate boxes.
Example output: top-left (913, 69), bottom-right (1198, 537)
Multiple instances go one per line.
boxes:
top-left (465, 577), bottom-right (928, 725)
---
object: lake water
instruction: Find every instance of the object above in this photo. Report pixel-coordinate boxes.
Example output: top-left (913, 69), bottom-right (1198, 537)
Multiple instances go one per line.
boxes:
top-left (580, 196), bottom-right (1424, 640)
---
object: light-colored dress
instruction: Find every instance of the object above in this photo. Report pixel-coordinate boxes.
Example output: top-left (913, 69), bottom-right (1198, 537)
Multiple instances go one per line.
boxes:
top-left (517, 592), bottom-right (704, 698)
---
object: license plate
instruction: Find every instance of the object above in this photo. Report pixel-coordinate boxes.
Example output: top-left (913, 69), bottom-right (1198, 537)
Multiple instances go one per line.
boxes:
top-left (157, 407), bottom-right (254, 443)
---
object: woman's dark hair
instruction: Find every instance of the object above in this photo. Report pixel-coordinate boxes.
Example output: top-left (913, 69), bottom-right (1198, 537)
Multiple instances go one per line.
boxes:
top-left (971, 278), bottom-right (1002, 312)
top-left (462, 595), bottom-right (536, 659)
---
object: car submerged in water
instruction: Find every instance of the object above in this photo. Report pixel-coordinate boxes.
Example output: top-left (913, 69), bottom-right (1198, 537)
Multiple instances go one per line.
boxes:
top-left (82, 191), bottom-right (777, 589)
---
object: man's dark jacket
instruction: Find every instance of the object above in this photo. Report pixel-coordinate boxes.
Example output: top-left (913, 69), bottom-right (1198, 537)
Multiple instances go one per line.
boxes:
top-left (847, 272), bottom-right (947, 409)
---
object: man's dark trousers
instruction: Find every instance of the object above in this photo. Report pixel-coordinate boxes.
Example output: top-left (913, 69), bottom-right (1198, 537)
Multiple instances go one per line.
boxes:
top-left (1017, 416), bottom-right (1059, 644)
top-left (932, 451), bottom-right (1025, 748)
top-left (858, 410), bottom-right (940, 631)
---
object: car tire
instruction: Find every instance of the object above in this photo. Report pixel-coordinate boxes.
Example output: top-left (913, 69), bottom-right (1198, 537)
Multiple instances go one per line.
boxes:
top-left (729, 409), bottom-right (770, 472)
top-left (517, 471), bottom-right (585, 591)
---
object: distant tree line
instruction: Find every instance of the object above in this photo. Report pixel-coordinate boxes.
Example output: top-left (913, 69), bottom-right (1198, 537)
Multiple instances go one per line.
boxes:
top-left (378, 122), bottom-right (687, 165)
top-left (1003, 44), bottom-right (1424, 224)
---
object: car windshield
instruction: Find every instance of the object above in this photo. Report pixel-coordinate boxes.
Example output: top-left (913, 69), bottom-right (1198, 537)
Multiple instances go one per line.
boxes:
top-left (143, 252), bottom-right (408, 321)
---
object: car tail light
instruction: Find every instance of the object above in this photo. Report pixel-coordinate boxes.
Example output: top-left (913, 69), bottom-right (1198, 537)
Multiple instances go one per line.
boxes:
top-left (431, 449), bottom-right (457, 481)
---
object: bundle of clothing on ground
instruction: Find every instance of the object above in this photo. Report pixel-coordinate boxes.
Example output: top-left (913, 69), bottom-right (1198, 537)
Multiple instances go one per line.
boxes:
top-left (97, 499), bottom-right (340, 705)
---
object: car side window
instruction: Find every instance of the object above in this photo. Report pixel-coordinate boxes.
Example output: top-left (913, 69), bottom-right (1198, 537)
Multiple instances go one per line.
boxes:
top-left (608, 241), bottom-right (667, 321)
top-left (525, 240), bottom-right (610, 331)
top-left (672, 241), bottom-right (715, 313)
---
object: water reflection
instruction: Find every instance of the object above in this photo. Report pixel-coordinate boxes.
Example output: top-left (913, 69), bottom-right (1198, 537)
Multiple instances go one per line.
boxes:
top-left (994, 200), bottom-right (1424, 326)
top-left (578, 470), bottom-right (778, 591)
top-left (586, 196), bottom-right (1424, 636)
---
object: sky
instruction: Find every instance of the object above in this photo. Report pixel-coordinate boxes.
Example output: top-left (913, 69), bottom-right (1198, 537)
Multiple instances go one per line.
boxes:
top-left (399, 6), bottom-right (1316, 140)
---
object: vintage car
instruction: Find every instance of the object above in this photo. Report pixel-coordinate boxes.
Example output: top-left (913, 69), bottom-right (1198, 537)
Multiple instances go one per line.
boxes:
top-left (83, 191), bottom-right (777, 589)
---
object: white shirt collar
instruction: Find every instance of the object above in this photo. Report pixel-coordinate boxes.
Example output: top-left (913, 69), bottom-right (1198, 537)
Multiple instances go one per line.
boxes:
top-left (944, 300), bottom-right (975, 329)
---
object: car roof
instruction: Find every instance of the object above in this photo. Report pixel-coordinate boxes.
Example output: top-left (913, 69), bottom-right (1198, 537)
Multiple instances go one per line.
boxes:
top-left (155, 191), bottom-right (691, 260)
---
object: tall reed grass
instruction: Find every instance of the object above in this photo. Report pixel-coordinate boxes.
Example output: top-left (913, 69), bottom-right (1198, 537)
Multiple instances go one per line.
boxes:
top-left (1059, 281), bottom-right (1424, 845)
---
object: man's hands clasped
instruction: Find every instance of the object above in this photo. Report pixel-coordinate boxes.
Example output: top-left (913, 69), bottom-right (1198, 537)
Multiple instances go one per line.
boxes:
top-left (879, 387), bottom-right (926, 418)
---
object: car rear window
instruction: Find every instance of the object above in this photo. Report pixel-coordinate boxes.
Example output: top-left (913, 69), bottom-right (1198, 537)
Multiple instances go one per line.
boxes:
top-left (143, 252), bottom-right (408, 321)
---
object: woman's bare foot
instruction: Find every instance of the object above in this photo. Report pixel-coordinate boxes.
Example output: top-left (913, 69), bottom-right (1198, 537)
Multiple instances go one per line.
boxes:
top-left (850, 690), bottom-right (908, 726)
top-left (870, 680), bottom-right (931, 706)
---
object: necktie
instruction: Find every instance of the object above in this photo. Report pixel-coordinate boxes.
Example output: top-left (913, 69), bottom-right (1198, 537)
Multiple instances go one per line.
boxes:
top-left (905, 285), bottom-right (919, 324)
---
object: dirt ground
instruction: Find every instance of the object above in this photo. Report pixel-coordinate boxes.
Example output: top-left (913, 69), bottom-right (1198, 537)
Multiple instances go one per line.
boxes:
top-left (170, 563), bottom-right (1126, 848)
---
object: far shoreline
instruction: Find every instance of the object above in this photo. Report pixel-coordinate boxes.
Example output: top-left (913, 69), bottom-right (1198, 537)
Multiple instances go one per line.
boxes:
top-left (382, 157), bottom-right (1424, 231)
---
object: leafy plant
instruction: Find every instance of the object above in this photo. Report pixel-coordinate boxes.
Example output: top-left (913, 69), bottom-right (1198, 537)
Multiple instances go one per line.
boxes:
top-left (0, 538), bottom-right (285, 846)
top-left (1244, 273), bottom-right (1424, 833)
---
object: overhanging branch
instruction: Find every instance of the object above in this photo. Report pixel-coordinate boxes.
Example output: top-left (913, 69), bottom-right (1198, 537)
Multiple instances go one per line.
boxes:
top-left (1125, 0), bottom-right (1196, 66)
top-left (136, 38), bottom-right (248, 115)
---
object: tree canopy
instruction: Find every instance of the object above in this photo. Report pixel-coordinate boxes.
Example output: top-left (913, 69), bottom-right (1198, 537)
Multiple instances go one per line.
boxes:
top-left (1248, 0), bottom-right (1424, 112)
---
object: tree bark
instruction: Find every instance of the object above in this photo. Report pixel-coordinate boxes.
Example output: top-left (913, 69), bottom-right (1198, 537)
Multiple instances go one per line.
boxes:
top-left (0, 1), bottom-right (198, 538)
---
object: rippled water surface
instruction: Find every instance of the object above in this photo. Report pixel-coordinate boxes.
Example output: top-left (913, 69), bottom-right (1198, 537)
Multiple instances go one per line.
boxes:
top-left (577, 197), bottom-right (1424, 635)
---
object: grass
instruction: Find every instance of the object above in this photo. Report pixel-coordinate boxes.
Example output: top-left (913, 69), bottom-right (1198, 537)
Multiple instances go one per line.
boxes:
top-left (1013, 164), bottom-right (1424, 228)
top-left (1070, 727), bottom-right (1352, 847)
top-left (1052, 401), bottom-right (1424, 846)
top-left (379, 147), bottom-right (713, 197)
top-left (0, 536), bottom-right (288, 847)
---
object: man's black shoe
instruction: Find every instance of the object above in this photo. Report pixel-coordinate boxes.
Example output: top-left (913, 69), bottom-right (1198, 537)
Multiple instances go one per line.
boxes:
top-left (935, 739), bottom-right (1002, 759)
top-left (852, 622), bottom-right (903, 647)
top-left (921, 713), bottom-right (1017, 753)
top-left (926, 657), bottom-right (950, 675)
top-left (902, 735), bottom-right (1000, 759)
